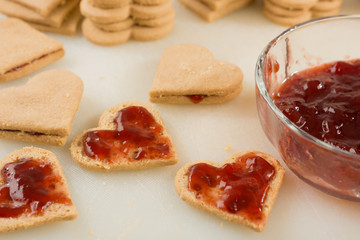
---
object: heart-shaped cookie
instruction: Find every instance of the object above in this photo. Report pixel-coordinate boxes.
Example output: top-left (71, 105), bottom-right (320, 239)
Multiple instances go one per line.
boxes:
top-left (0, 69), bottom-right (84, 146)
top-left (175, 150), bottom-right (285, 232)
top-left (149, 44), bottom-right (243, 104)
top-left (70, 101), bottom-right (178, 170)
top-left (0, 147), bottom-right (77, 233)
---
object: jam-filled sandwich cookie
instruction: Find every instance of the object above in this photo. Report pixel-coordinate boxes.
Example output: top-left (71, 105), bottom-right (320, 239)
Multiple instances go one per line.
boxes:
top-left (311, 0), bottom-right (343, 18)
top-left (0, 70), bottom-right (84, 146)
top-left (70, 101), bottom-right (178, 170)
top-left (0, 18), bottom-right (64, 82)
top-left (0, 147), bottom-right (77, 233)
top-left (149, 44), bottom-right (243, 104)
top-left (175, 150), bottom-right (285, 232)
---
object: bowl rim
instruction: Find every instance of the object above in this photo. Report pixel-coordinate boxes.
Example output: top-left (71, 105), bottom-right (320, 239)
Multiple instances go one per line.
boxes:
top-left (255, 14), bottom-right (360, 160)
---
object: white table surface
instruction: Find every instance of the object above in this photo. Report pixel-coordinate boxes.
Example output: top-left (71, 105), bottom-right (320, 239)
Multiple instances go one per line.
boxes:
top-left (1, 1), bottom-right (360, 239)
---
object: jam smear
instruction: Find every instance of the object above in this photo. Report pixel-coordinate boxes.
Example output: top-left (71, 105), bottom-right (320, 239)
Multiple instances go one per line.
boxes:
top-left (187, 95), bottom-right (206, 104)
top-left (0, 158), bottom-right (71, 218)
top-left (83, 106), bottom-right (172, 162)
top-left (273, 59), bottom-right (360, 154)
top-left (188, 153), bottom-right (275, 221)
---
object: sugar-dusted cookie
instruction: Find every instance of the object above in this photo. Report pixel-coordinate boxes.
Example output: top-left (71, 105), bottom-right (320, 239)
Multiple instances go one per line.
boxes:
top-left (93, 18), bottom-right (133, 32)
top-left (131, 1), bottom-right (173, 20)
top-left (70, 101), bottom-right (178, 171)
top-left (175, 151), bottom-right (285, 232)
top-left (0, 147), bottom-right (77, 233)
top-left (0, 18), bottom-right (65, 82)
top-left (132, 21), bottom-right (174, 41)
top-left (134, 8), bottom-right (175, 27)
top-left (0, 70), bottom-right (83, 146)
top-left (9, 0), bottom-right (64, 16)
top-left (149, 44), bottom-right (243, 104)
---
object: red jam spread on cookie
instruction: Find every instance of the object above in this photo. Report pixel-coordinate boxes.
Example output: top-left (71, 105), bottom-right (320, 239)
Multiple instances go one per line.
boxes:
top-left (83, 106), bottom-right (172, 162)
top-left (188, 152), bottom-right (275, 220)
top-left (0, 158), bottom-right (71, 218)
top-left (186, 95), bottom-right (206, 104)
top-left (273, 59), bottom-right (360, 154)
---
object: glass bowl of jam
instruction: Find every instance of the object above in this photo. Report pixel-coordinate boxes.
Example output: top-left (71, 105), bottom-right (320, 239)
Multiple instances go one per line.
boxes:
top-left (255, 15), bottom-right (360, 201)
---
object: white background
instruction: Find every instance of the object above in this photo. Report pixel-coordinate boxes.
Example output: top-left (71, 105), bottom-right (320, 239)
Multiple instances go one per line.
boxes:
top-left (1, 0), bottom-right (360, 239)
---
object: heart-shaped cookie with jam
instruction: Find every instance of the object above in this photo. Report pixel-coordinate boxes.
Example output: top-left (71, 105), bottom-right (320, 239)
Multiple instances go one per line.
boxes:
top-left (175, 150), bottom-right (285, 232)
top-left (0, 147), bottom-right (77, 233)
top-left (149, 44), bottom-right (243, 104)
top-left (0, 69), bottom-right (83, 146)
top-left (70, 101), bottom-right (178, 170)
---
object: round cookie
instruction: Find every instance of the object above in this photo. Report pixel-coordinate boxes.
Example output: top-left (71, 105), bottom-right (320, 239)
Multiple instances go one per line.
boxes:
top-left (273, 0), bottom-right (318, 8)
top-left (264, 0), bottom-right (309, 17)
top-left (133, 0), bottom-right (171, 6)
top-left (82, 18), bottom-right (131, 46)
top-left (263, 9), bottom-right (312, 26)
top-left (89, 0), bottom-right (131, 9)
top-left (131, 2), bottom-right (173, 20)
top-left (134, 8), bottom-right (175, 27)
top-left (93, 18), bottom-right (133, 32)
top-left (80, 0), bottom-right (131, 24)
top-left (131, 21), bottom-right (173, 41)
top-left (312, 0), bottom-right (343, 11)
top-left (312, 8), bottom-right (340, 18)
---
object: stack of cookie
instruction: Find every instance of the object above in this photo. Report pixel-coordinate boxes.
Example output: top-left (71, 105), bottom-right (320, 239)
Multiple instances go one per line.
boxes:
top-left (178, 0), bottom-right (254, 22)
top-left (311, 0), bottom-right (343, 18)
top-left (80, 0), bottom-right (175, 46)
top-left (0, 0), bottom-right (82, 35)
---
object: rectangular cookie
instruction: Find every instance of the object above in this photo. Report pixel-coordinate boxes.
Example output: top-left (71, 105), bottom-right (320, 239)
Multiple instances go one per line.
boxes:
top-left (8, 0), bottom-right (65, 17)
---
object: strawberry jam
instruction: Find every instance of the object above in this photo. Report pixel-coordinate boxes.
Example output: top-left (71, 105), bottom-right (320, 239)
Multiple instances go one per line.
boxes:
top-left (273, 59), bottom-right (360, 154)
top-left (0, 158), bottom-right (71, 218)
top-left (187, 95), bottom-right (206, 104)
top-left (83, 106), bottom-right (172, 162)
top-left (188, 153), bottom-right (275, 220)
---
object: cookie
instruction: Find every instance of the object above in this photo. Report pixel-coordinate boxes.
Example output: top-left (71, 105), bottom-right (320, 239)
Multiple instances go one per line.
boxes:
top-left (312, 0), bottom-right (343, 11)
top-left (0, 147), bottom-right (77, 233)
top-left (132, 21), bottom-right (174, 41)
top-left (311, 7), bottom-right (340, 18)
top-left (131, 1), bottom-right (173, 20)
top-left (93, 18), bottom-right (133, 32)
top-left (89, 0), bottom-right (131, 9)
top-left (70, 101), bottom-right (178, 171)
top-left (149, 44), bottom-right (243, 104)
top-left (264, 0), bottom-right (309, 17)
top-left (273, 0), bottom-right (318, 8)
top-left (0, 0), bottom-right (80, 28)
top-left (174, 150), bottom-right (285, 232)
top-left (0, 69), bottom-right (84, 145)
top-left (263, 8), bottom-right (312, 26)
top-left (198, 0), bottom-right (242, 10)
top-left (178, 0), bottom-right (253, 22)
top-left (80, 0), bottom-right (131, 24)
top-left (133, 0), bottom-right (171, 6)
top-left (82, 18), bottom-right (131, 46)
top-left (29, 6), bottom-right (83, 35)
top-left (9, 0), bottom-right (64, 16)
top-left (0, 18), bottom-right (65, 82)
top-left (134, 8), bottom-right (175, 27)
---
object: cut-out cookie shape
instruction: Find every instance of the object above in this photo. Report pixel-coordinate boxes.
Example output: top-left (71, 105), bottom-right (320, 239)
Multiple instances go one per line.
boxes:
top-left (0, 147), bottom-right (77, 233)
top-left (149, 44), bottom-right (243, 104)
top-left (71, 101), bottom-right (178, 170)
top-left (0, 69), bottom-right (84, 146)
top-left (175, 150), bottom-right (285, 232)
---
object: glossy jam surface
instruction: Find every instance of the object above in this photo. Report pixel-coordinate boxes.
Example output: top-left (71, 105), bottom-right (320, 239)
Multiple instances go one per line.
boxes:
top-left (188, 153), bottom-right (275, 220)
top-left (0, 158), bottom-right (71, 218)
top-left (273, 59), bottom-right (360, 154)
top-left (83, 106), bottom-right (172, 162)
top-left (186, 95), bottom-right (206, 104)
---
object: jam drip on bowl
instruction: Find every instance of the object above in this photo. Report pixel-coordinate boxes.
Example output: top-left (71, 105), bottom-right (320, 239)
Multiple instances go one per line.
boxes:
top-left (273, 59), bottom-right (360, 154)
top-left (188, 153), bottom-right (275, 221)
top-left (0, 158), bottom-right (71, 218)
top-left (83, 106), bottom-right (172, 162)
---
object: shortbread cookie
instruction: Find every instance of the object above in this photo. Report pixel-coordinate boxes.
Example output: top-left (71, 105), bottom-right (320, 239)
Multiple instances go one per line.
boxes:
top-left (70, 101), bottom-right (178, 171)
top-left (174, 150), bottom-right (285, 232)
top-left (198, 0), bottom-right (242, 10)
top-left (263, 8), bottom-right (312, 26)
top-left (93, 18), bottom-right (133, 32)
top-left (149, 44), bottom-right (243, 104)
top-left (80, 0), bottom-right (131, 24)
top-left (178, 0), bottom-right (253, 22)
top-left (90, 0), bottom-right (131, 8)
top-left (0, 18), bottom-right (65, 82)
top-left (0, 147), bottom-right (77, 233)
top-left (0, 70), bottom-right (83, 145)
top-left (264, 0), bottom-right (310, 17)
top-left (132, 21), bottom-right (174, 41)
top-left (131, 1), bottom-right (173, 20)
top-left (311, 8), bottom-right (340, 18)
top-left (312, 0), bottom-right (343, 11)
top-left (134, 8), bottom-right (175, 27)
top-left (29, 6), bottom-right (83, 35)
top-left (9, 0), bottom-right (64, 16)
top-left (133, 0), bottom-right (171, 6)
top-left (82, 18), bottom-right (131, 46)
top-left (0, 0), bottom-right (80, 28)
top-left (273, 0), bottom-right (318, 8)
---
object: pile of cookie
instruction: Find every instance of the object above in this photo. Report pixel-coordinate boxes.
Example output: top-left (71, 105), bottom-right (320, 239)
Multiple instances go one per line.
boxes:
top-left (0, 0), bottom-right (82, 35)
top-left (263, 0), bottom-right (344, 26)
top-left (178, 0), bottom-right (254, 22)
top-left (80, 0), bottom-right (175, 46)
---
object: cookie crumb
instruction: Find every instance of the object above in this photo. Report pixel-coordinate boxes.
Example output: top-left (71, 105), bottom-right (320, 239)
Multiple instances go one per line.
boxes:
top-left (99, 76), bottom-right (104, 80)
top-left (220, 222), bottom-right (225, 227)
top-left (102, 181), bottom-right (107, 186)
top-left (224, 145), bottom-right (231, 151)
top-left (88, 230), bottom-right (94, 236)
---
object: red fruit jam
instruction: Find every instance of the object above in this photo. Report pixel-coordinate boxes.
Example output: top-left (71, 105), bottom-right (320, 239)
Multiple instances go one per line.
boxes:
top-left (83, 106), bottom-right (173, 162)
top-left (187, 95), bottom-right (206, 104)
top-left (0, 158), bottom-right (71, 218)
top-left (273, 59), bottom-right (360, 154)
top-left (188, 153), bottom-right (275, 221)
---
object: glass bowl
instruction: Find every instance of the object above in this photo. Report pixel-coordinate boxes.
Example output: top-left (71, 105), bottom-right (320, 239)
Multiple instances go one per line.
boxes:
top-left (255, 15), bottom-right (360, 201)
